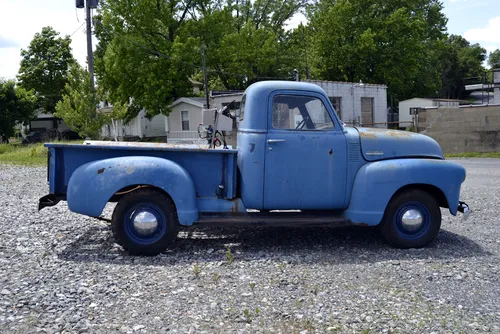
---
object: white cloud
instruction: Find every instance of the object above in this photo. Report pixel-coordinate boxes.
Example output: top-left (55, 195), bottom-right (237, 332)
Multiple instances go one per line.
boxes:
top-left (464, 16), bottom-right (500, 50)
top-left (0, 0), bottom-right (93, 79)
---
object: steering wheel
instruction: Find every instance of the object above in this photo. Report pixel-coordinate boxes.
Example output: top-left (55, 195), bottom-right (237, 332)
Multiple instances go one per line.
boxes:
top-left (295, 116), bottom-right (310, 130)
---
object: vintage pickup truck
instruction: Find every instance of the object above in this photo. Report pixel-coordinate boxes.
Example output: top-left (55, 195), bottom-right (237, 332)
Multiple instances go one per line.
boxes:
top-left (39, 81), bottom-right (470, 255)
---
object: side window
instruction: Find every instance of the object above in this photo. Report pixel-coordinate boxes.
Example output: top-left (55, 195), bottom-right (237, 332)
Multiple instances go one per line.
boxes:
top-left (272, 95), bottom-right (334, 130)
top-left (181, 110), bottom-right (189, 130)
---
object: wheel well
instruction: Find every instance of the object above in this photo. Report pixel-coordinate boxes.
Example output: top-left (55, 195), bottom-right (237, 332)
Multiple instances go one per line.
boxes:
top-left (109, 184), bottom-right (175, 208)
top-left (392, 184), bottom-right (449, 209)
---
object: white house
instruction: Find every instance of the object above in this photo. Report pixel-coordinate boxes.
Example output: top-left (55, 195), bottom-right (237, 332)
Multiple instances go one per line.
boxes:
top-left (307, 80), bottom-right (388, 127)
top-left (398, 98), bottom-right (461, 127)
top-left (100, 79), bottom-right (389, 141)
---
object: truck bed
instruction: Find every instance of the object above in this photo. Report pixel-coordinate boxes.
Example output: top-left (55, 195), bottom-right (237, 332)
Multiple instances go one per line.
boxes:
top-left (45, 141), bottom-right (238, 200)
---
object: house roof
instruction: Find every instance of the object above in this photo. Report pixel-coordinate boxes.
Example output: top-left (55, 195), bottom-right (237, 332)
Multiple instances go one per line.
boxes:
top-left (210, 90), bottom-right (244, 98)
top-left (171, 97), bottom-right (205, 108)
top-left (400, 97), bottom-right (462, 103)
top-left (305, 79), bottom-right (387, 88)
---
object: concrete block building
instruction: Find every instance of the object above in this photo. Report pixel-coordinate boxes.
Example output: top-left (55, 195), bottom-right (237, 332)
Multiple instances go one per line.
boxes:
top-left (306, 80), bottom-right (388, 127)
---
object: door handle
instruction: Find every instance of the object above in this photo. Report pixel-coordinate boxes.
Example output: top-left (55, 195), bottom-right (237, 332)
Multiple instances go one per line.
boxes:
top-left (267, 139), bottom-right (286, 144)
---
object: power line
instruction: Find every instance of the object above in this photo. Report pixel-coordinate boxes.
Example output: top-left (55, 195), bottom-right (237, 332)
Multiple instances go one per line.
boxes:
top-left (70, 22), bottom-right (85, 37)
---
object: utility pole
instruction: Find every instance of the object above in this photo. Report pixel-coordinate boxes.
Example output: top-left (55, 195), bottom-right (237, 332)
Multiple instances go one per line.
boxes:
top-left (201, 44), bottom-right (210, 109)
top-left (86, 0), bottom-right (95, 90)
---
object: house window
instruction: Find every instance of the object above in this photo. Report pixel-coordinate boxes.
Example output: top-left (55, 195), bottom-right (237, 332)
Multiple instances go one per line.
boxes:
top-left (329, 97), bottom-right (342, 119)
top-left (181, 111), bottom-right (189, 130)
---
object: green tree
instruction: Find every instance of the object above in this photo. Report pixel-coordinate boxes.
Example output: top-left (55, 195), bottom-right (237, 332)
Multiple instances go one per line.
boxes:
top-left (94, 0), bottom-right (307, 118)
top-left (309, 0), bottom-right (448, 102)
top-left (184, 0), bottom-right (308, 89)
top-left (54, 64), bottom-right (125, 139)
top-left (17, 27), bottom-right (75, 113)
top-left (439, 35), bottom-right (486, 99)
top-left (489, 49), bottom-right (500, 69)
top-left (0, 80), bottom-right (37, 138)
top-left (94, 0), bottom-right (199, 121)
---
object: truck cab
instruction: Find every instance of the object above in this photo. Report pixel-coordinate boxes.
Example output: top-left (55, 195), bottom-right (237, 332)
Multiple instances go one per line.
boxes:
top-left (39, 81), bottom-right (470, 255)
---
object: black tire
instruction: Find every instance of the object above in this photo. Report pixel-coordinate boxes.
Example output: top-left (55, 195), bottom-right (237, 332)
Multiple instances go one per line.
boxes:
top-left (380, 189), bottom-right (441, 249)
top-left (111, 188), bottom-right (179, 255)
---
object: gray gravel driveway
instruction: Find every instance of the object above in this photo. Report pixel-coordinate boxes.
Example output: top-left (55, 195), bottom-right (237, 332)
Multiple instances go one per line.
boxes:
top-left (0, 159), bottom-right (499, 333)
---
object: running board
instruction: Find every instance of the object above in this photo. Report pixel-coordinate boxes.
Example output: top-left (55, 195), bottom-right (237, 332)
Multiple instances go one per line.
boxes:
top-left (194, 212), bottom-right (349, 227)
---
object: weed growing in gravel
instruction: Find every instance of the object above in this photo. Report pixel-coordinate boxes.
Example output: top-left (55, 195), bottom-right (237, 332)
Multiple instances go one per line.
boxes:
top-left (243, 309), bottom-right (251, 323)
top-left (249, 282), bottom-right (256, 293)
top-left (242, 308), bottom-right (261, 324)
top-left (295, 299), bottom-right (302, 309)
top-left (212, 273), bottom-right (221, 284)
top-left (279, 262), bottom-right (286, 273)
top-left (225, 247), bottom-right (234, 264)
top-left (192, 263), bottom-right (202, 278)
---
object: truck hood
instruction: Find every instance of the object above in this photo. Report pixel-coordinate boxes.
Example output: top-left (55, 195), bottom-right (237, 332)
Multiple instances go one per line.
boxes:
top-left (353, 127), bottom-right (444, 161)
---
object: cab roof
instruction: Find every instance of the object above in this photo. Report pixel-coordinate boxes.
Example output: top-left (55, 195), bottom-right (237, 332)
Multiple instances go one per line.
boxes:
top-left (240, 81), bottom-right (331, 132)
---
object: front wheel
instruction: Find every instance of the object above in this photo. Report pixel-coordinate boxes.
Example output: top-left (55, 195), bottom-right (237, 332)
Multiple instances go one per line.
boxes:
top-left (111, 188), bottom-right (179, 255)
top-left (380, 189), bottom-right (441, 248)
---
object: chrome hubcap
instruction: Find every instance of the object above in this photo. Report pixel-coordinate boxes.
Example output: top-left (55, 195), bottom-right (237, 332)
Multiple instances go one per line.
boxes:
top-left (401, 209), bottom-right (423, 232)
top-left (132, 210), bottom-right (158, 236)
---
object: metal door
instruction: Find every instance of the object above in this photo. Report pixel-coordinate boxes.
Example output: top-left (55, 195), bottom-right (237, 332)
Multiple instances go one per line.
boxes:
top-left (361, 97), bottom-right (374, 126)
top-left (263, 92), bottom-right (347, 210)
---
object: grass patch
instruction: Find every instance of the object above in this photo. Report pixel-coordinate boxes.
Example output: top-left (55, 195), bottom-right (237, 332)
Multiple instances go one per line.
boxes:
top-left (0, 141), bottom-right (82, 166)
top-left (445, 152), bottom-right (500, 159)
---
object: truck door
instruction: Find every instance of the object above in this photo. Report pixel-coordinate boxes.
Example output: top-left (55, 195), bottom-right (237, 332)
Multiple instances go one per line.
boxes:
top-left (263, 91), bottom-right (347, 210)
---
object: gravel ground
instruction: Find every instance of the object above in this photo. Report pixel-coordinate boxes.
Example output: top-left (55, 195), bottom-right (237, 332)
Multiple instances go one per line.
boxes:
top-left (0, 159), bottom-right (499, 333)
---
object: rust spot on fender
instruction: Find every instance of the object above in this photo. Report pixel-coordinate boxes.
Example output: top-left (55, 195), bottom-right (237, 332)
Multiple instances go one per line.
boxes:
top-left (386, 131), bottom-right (412, 139)
top-left (359, 131), bottom-right (377, 139)
top-left (125, 166), bottom-right (136, 175)
top-left (97, 168), bottom-right (105, 175)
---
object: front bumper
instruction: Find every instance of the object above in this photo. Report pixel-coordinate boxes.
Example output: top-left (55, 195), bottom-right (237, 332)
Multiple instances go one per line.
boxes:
top-left (458, 201), bottom-right (471, 220)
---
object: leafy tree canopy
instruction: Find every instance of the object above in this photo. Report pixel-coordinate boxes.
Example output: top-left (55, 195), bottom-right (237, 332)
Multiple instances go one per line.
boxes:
top-left (0, 80), bottom-right (37, 138)
top-left (54, 64), bottom-right (126, 139)
top-left (309, 0), bottom-right (448, 102)
top-left (94, 0), bottom-right (307, 119)
top-left (489, 49), bottom-right (500, 70)
top-left (438, 35), bottom-right (486, 99)
top-left (17, 27), bottom-right (75, 113)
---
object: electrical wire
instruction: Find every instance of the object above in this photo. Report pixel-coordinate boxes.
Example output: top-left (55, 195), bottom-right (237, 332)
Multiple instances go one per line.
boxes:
top-left (70, 22), bottom-right (86, 37)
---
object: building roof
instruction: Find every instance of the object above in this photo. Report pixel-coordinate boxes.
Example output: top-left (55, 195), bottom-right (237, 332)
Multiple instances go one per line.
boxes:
top-left (210, 90), bottom-right (244, 97)
top-left (171, 97), bottom-right (206, 108)
top-left (400, 97), bottom-right (462, 103)
top-left (305, 79), bottom-right (387, 88)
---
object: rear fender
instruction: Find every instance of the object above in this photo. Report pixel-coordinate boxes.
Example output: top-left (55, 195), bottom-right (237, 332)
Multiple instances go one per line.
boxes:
top-left (67, 156), bottom-right (198, 225)
top-left (344, 159), bottom-right (466, 226)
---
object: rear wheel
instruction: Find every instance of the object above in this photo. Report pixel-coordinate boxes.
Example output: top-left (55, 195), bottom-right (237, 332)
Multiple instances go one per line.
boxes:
top-left (380, 189), bottom-right (441, 248)
top-left (111, 188), bottom-right (178, 255)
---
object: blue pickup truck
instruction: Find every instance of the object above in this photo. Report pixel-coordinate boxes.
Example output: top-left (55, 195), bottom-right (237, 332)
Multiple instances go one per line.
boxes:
top-left (39, 81), bottom-right (470, 255)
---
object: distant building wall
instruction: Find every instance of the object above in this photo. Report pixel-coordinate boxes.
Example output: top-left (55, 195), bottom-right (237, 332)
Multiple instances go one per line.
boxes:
top-left (399, 98), bottom-right (460, 126)
top-left (399, 98), bottom-right (434, 124)
top-left (417, 105), bottom-right (500, 153)
top-left (307, 80), bottom-right (388, 127)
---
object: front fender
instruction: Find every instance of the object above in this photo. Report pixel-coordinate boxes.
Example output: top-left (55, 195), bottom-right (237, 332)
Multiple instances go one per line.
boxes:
top-left (344, 159), bottom-right (466, 226)
top-left (67, 156), bottom-right (198, 225)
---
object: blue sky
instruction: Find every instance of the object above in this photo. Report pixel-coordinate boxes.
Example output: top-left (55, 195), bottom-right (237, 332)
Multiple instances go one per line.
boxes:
top-left (1, 0), bottom-right (499, 79)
